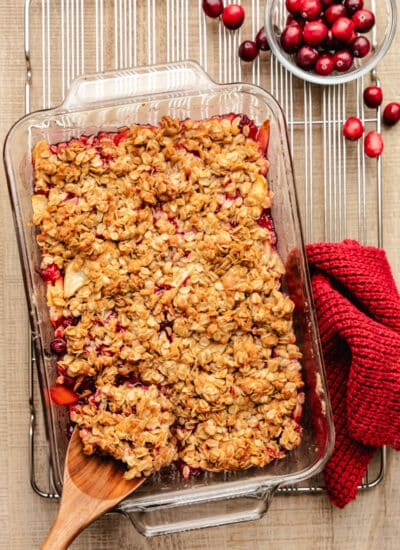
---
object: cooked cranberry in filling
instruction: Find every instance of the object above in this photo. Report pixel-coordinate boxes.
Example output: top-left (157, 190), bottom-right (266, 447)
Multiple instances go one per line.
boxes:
top-left (32, 114), bottom-right (304, 480)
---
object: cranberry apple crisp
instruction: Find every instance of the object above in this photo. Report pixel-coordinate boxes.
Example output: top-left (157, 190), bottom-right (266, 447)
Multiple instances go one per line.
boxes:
top-left (32, 114), bottom-right (304, 480)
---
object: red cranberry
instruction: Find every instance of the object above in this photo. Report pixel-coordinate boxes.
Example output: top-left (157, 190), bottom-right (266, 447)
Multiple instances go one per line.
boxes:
top-left (202, 0), bottom-right (223, 18)
top-left (331, 17), bottom-right (355, 42)
top-left (255, 27), bottom-right (270, 51)
top-left (323, 29), bottom-right (341, 50)
top-left (324, 4), bottom-right (347, 25)
top-left (221, 4), bottom-right (245, 30)
top-left (286, 0), bottom-right (302, 15)
top-left (238, 40), bottom-right (259, 62)
top-left (343, 117), bottom-right (364, 140)
top-left (364, 131), bottom-right (384, 157)
top-left (383, 102), bottom-right (400, 126)
top-left (303, 20), bottom-right (328, 46)
top-left (295, 45), bottom-right (319, 70)
top-left (62, 316), bottom-right (75, 328)
top-left (343, 30), bottom-right (358, 45)
top-left (345, 0), bottom-right (363, 15)
top-left (351, 35), bottom-right (370, 57)
top-left (320, 0), bottom-right (334, 7)
top-left (286, 14), bottom-right (305, 28)
top-left (299, 0), bottom-right (322, 21)
top-left (352, 9), bottom-right (375, 33)
top-left (257, 209), bottom-right (277, 244)
top-left (363, 86), bottom-right (383, 108)
top-left (315, 53), bottom-right (335, 75)
top-left (40, 263), bottom-right (62, 284)
top-left (333, 49), bottom-right (353, 72)
top-left (238, 114), bottom-right (258, 139)
top-left (51, 337), bottom-right (67, 355)
top-left (281, 25), bottom-right (304, 53)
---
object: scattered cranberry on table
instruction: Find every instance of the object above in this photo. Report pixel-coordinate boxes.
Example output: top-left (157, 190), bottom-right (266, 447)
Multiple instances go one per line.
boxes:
top-left (238, 40), bottom-right (259, 62)
top-left (202, 2), bottom-right (271, 62)
top-left (364, 131), bottom-right (384, 157)
top-left (363, 86), bottom-right (383, 108)
top-left (344, 91), bottom-right (400, 158)
top-left (343, 117), bottom-right (364, 140)
top-left (383, 103), bottom-right (400, 126)
top-left (221, 3), bottom-right (245, 30)
top-left (202, 0), bottom-right (223, 18)
top-left (255, 27), bottom-right (270, 51)
top-left (202, 1), bottom-right (246, 31)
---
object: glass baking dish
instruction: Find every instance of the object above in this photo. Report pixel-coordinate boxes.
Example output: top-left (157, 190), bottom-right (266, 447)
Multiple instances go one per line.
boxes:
top-left (4, 61), bottom-right (334, 537)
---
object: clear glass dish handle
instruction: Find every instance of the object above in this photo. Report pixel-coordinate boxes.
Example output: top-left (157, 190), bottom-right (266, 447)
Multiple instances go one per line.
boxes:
top-left (120, 486), bottom-right (278, 537)
top-left (61, 61), bottom-right (216, 110)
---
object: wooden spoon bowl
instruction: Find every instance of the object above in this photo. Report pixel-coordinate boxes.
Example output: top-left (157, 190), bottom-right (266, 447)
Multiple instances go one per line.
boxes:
top-left (41, 428), bottom-right (144, 549)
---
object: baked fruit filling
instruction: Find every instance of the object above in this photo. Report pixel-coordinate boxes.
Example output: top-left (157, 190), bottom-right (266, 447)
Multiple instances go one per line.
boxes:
top-left (32, 114), bottom-right (304, 480)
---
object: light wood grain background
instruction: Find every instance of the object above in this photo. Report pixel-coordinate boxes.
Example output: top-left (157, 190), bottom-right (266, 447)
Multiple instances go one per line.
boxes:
top-left (1, 1), bottom-right (400, 549)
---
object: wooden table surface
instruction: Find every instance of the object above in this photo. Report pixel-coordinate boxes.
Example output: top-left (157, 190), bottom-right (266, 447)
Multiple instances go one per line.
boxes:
top-left (1, 1), bottom-right (400, 549)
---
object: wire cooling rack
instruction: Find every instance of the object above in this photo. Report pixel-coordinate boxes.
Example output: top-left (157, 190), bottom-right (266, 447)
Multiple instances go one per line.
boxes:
top-left (25, 0), bottom-right (386, 499)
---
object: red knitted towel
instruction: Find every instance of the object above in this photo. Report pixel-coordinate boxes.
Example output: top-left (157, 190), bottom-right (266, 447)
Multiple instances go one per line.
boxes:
top-left (306, 240), bottom-right (400, 508)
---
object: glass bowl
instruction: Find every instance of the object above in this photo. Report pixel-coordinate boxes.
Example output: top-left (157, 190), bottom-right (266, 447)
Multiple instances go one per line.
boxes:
top-left (264, 0), bottom-right (397, 85)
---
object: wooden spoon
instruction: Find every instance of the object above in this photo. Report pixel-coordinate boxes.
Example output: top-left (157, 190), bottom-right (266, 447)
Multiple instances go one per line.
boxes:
top-left (41, 428), bottom-right (144, 549)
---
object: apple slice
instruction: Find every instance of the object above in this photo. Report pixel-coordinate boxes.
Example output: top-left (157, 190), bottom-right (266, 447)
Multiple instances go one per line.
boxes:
top-left (64, 261), bottom-right (87, 298)
top-left (246, 175), bottom-right (269, 206)
top-left (46, 277), bottom-right (64, 306)
top-left (293, 392), bottom-right (305, 424)
top-left (49, 306), bottom-right (64, 328)
top-left (256, 118), bottom-right (270, 154)
top-left (32, 194), bottom-right (48, 218)
top-left (46, 278), bottom-right (64, 326)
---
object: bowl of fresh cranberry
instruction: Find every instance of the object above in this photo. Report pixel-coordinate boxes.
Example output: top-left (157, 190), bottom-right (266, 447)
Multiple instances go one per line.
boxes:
top-left (264, 0), bottom-right (397, 85)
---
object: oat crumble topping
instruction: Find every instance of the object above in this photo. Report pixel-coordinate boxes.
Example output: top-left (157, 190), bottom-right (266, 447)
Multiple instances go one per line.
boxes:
top-left (32, 114), bottom-right (304, 479)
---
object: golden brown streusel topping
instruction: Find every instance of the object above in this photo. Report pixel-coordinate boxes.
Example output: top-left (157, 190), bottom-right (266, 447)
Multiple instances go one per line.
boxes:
top-left (32, 114), bottom-right (304, 479)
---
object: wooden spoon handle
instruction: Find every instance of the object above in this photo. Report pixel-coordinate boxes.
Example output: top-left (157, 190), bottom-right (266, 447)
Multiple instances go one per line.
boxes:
top-left (40, 506), bottom-right (84, 550)
top-left (40, 489), bottom-right (114, 549)
top-left (41, 473), bottom-right (126, 549)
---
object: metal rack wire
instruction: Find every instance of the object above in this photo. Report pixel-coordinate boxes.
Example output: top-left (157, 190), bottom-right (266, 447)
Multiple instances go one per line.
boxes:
top-left (25, 0), bottom-right (386, 500)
